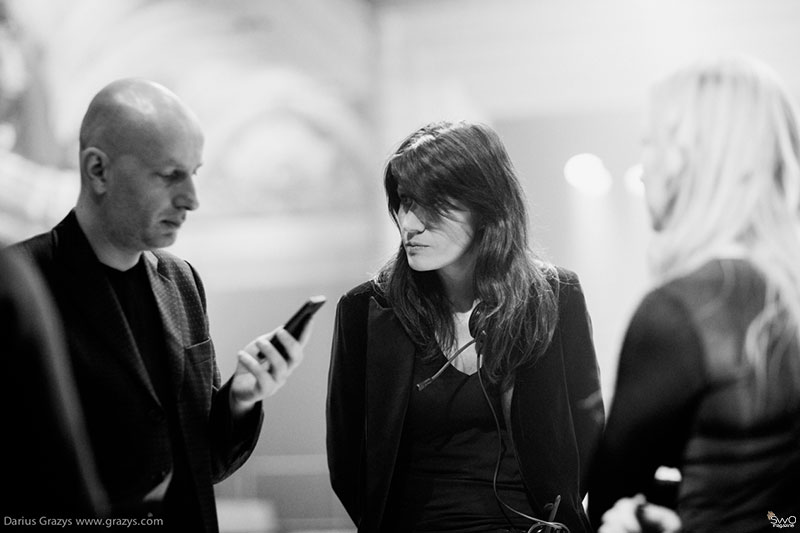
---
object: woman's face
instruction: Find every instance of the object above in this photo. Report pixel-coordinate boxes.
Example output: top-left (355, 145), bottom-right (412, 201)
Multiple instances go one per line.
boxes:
top-left (396, 191), bottom-right (476, 278)
top-left (641, 108), bottom-right (680, 231)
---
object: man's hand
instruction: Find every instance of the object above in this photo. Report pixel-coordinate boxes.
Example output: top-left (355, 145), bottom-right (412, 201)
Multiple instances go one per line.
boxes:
top-left (599, 494), bottom-right (681, 533)
top-left (229, 322), bottom-right (312, 418)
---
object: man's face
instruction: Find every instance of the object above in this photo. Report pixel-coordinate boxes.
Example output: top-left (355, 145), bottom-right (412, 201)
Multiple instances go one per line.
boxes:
top-left (103, 123), bottom-right (204, 253)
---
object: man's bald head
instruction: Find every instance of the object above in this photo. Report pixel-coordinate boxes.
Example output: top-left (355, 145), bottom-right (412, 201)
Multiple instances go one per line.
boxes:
top-left (78, 78), bottom-right (203, 165)
top-left (74, 79), bottom-right (204, 268)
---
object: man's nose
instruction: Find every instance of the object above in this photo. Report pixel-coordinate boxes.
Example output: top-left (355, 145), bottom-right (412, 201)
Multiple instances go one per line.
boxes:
top-left (174, 176), bottom-right (199, 211)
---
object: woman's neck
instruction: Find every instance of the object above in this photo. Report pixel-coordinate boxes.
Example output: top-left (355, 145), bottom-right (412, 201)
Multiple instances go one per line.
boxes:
top-left (438, 261), bottom-right (475, 312)
top-left (436, 256), bottom-right (480, 373)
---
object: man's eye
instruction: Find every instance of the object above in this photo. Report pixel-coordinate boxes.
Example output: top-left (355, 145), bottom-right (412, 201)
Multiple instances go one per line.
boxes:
top-left (160, 171), bottom-right (182, 181)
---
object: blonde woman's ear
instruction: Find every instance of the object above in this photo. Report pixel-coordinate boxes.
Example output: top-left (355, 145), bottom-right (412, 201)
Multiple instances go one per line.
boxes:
top-left (664, 144), bottom-right (686, 182)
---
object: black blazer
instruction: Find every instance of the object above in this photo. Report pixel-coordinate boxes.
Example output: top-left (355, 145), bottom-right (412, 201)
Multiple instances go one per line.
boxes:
top-left (12, 212), bottom-right (263, 533)
top-left (326, 268), bottom-right (604, 532)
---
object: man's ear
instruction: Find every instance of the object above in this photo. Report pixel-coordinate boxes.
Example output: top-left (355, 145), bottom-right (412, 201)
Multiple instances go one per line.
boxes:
top-left (81, 147), bottom-right (110, 194)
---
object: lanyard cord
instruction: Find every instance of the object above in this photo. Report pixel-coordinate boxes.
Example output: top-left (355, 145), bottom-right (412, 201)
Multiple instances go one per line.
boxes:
top-left (476, 351), bottom-right (570, 533)
top-left (415, 338), bottom-right (477, 391)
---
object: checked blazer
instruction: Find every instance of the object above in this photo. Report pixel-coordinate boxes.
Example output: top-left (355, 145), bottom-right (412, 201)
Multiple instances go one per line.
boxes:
top-left (12, 211), bottom-right (263, 533)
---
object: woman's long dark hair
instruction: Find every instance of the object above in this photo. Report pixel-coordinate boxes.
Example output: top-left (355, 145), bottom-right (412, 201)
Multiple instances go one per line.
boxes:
top-left (375, 121), bottom-right (559, 388)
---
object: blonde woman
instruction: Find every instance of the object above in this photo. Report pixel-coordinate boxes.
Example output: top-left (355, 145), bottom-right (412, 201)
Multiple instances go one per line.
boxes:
top-left (589, 56), bottom-right (800, 532)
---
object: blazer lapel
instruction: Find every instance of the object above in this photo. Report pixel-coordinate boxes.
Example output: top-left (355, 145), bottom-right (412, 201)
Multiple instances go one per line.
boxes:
top-left (143, 252), bottom-right (186, 400)
top-left (364, 297), bottom-right (415, 522)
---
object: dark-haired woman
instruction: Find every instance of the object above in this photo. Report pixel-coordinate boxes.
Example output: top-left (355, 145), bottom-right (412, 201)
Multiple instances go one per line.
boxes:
top-left (326, 121), bottom-right (604, 533)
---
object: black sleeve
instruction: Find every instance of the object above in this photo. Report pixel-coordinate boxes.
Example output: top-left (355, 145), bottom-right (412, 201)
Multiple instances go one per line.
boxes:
top-left (326, 292), bottom-right (368, 526)
top-left (192, 259), bottom-right (263, 482)
top-left (559, 272), bottom-right (605, 497)
top-left (588, 288), bottom-right (706, 527)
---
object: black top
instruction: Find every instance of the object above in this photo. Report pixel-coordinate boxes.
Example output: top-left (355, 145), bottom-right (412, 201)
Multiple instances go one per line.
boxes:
top-left (382, 350), bottom-right (537, 532)
top-left (104, 258), bottom-right (201, 529)
top-left (327, 270), bottom-right (603, 532)
top-left (589, 259), bottom-right (800, 532)
top-left (105, 259), bottom-right (172, 405)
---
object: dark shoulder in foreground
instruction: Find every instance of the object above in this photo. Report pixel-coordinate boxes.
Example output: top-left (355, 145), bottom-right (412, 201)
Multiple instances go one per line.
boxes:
top-left (6, 228), bottom-right (55, 261)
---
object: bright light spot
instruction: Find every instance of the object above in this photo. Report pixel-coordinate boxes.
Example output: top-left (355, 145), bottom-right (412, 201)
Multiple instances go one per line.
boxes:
top-left (654, 465), bottom-right (682, 483)
top-left (624, 164), bottom-right (645, 196)
top-left (563, 153), bottom-right (612, 196)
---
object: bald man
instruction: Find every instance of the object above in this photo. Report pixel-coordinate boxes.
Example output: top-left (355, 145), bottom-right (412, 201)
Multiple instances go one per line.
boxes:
top-left (10, 79), bottom-right (308, 531)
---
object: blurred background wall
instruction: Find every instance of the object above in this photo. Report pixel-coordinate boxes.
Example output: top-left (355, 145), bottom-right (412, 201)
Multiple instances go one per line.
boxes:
top-left (1, 0), bottom-right (798, 531)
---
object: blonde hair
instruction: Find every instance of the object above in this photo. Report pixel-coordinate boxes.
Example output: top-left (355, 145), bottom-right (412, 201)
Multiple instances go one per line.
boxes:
top-left (647, 55), bottom-right (800, 385)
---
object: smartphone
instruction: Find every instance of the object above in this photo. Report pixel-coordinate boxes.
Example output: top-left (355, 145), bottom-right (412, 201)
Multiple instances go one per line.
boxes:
top-left (261, 295), bottom-right (326, 360)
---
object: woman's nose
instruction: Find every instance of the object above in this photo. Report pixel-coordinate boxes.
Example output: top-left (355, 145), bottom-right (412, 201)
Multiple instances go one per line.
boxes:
top-left (399, 205), bottom-right (425, 235)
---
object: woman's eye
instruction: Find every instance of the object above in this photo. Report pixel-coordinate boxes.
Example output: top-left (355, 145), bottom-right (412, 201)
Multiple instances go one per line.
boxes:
top-left (399, 195), bottom-right (413, 208)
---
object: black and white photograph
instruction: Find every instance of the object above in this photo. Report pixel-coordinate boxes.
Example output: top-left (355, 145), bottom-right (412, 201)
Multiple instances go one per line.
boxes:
top-left (1, 1), bottom-right (798, 532)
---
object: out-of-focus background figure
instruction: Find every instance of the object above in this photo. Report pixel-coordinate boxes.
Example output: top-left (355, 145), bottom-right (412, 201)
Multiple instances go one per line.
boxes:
top-left (1, 246), bottom-right (108, 519)
top-left (1, 0), bottom-right (799, 531)
top-left (589, 54), bottom-right (800, 533)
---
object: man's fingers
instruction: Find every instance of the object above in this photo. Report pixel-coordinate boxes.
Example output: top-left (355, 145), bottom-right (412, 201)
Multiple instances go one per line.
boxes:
top-left (272, 328), bottom-right (305, 369)
top-left (237, 350), bottom-right (265, 375)
top-left (255, 336), bottom-right (289, 379)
